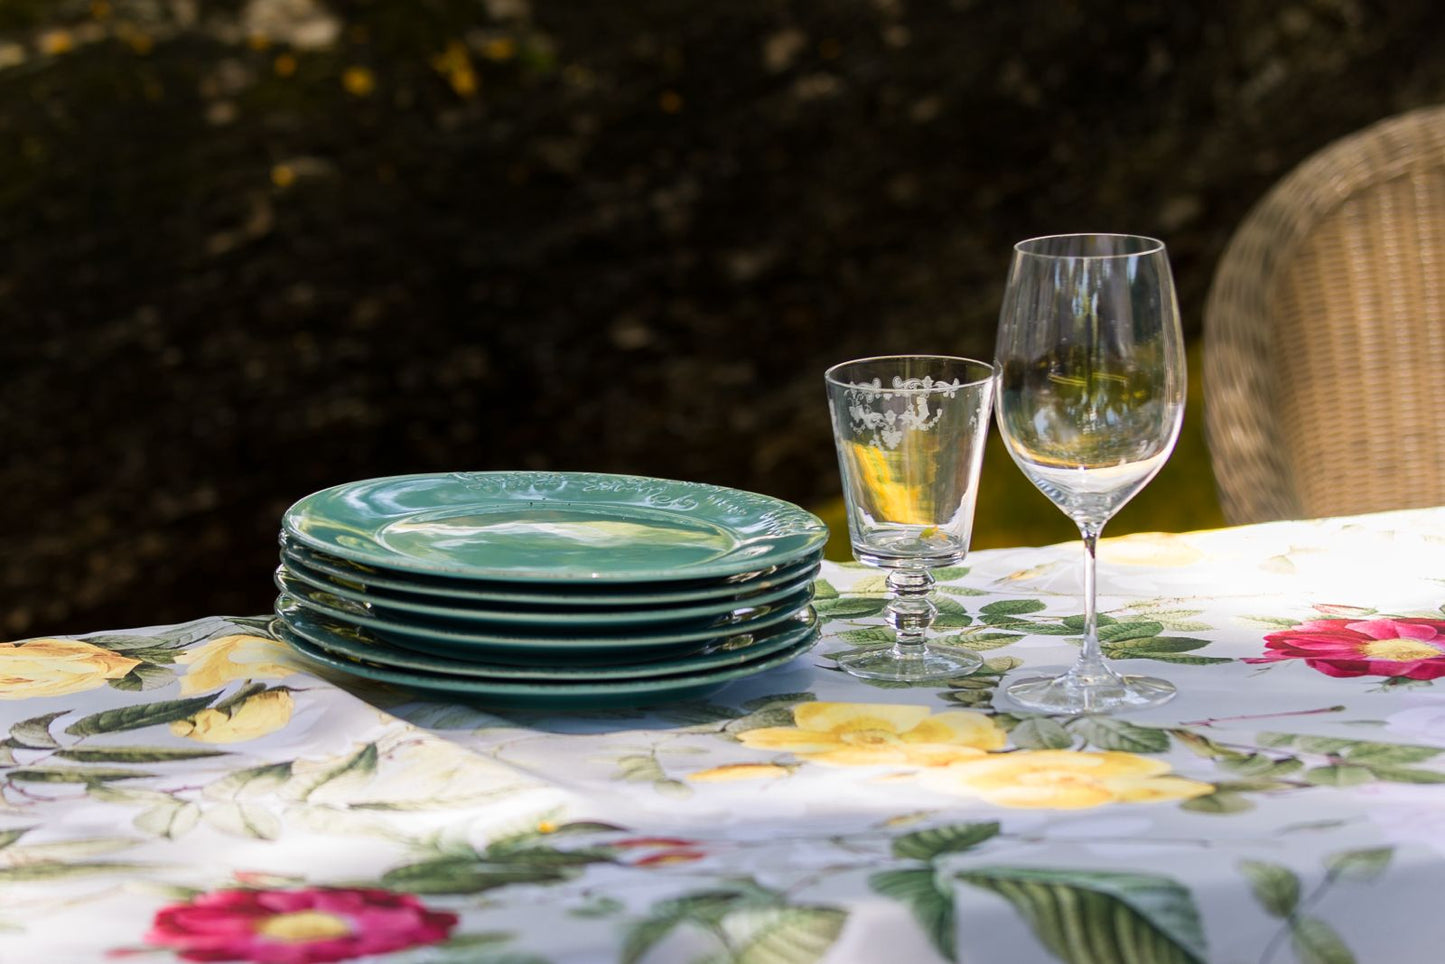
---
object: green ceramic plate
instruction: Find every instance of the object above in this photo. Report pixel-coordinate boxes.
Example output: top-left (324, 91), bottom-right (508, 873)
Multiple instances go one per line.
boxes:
top-left (280, 540), bottom-right (824, 606)
top-left (274, 596), bottom-right (819, 681)
top-left (281, 472), bottom-right (828, 584)
top-left (276, 576), bottom-right (816, 663)
top-left (270, 614), bottom-right (820, 709)
top-left (277, 557), bottom-right (821, 629)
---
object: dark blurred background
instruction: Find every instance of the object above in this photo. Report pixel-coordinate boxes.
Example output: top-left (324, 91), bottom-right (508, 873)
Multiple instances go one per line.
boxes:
top-left (5, 0), bottom-right (1445, 638)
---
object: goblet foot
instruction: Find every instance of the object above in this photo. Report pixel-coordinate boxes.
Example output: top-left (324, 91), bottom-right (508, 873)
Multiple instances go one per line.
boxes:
top-left (836, 644), bottom-right (982, 682)
top-left (1006, 668), bottom-right (1175, 714)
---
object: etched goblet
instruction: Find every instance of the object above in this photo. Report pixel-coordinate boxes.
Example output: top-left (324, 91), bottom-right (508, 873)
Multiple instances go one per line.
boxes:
top-left (824, 355), bottom-right (996, 680)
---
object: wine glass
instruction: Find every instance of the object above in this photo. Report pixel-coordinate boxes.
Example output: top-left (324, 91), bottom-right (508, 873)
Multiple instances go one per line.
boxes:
top-left (994, 234), bottom-right (1186, 712)
top-left (824, 355), bottom-right (996, 681)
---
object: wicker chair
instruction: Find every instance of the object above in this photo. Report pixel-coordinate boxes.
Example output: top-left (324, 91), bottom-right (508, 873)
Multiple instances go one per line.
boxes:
top-left (1203, 105), bottom-right (1445, 524)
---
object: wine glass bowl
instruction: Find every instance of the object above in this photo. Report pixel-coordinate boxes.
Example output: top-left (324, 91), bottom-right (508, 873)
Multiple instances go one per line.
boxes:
top-left (824, 355), bottom-right (996, 681)
top-left (995, 234), bottom-right (1187, 712)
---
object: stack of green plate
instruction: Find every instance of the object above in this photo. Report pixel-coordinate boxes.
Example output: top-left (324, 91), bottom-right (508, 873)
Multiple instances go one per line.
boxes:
top-left (271, 471), bottom-right (829, 708)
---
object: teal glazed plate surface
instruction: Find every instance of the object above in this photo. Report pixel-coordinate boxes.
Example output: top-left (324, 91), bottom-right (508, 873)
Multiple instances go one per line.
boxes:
top-left (274, 596), bottom-right (820, 681)
top-left (281, 472), bottom-right (829, 583)
top-left (277, 556), bottom-right (821, 628)
top-left (270, 615), bottom-right (821, 709)
top-left (281, 540), bottom-right (823, 606)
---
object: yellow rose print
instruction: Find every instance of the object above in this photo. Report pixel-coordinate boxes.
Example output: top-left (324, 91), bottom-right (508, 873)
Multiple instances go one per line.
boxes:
top-left (0, 638), bottom-right (140, 699)
top-left (918, 749), bottom-right (1214, 809)
top-left (170, 689), bottom-right (295, 743)
top-left (174, 634), bottom-right (302, 695)
top-left (738, 702), bottom-right (1006, 766)
top-left (687, 763), bottom-right (793, 782)
top-left (1098, 532), bottom-right (1204, 568)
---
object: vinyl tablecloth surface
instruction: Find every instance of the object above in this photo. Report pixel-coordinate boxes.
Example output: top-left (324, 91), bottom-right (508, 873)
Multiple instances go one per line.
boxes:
top-left (4, 508), bottom-right (1445, 963)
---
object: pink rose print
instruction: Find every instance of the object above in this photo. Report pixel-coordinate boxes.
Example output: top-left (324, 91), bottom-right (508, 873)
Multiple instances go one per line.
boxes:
top-left (1244, 617), bottom-right (1445, 680)
top-left (144, 887), bottom-right (458, 963)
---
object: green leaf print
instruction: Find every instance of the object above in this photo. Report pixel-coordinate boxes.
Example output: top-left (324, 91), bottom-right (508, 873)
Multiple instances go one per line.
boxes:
top-left (955, 867), bottom-right (1208, 964)
top-left (9, 711), bottom-right (66, 749)
top-left (1127, 636), bottom-right (1211, 652)
top-left (486, 845), bottom-right (614, 868)
top-left (1179, 791), bottom-right (1254, 814)
top-left (1218, 755), bottom-right (1303, 779)
top-left (1237, 860), bottom-right (1300, 918)
top-left (282, 742), bottom-right (378, 802)
top-left (1009, 717), bottom-right (1075, 750)
top-left (80, 634), bottom-right (176, 654)
top-left (1337, 742), bottom-right (1441, 766)
top-left (981, 656), bottom-right (1024, 675)
top-left (1303, 765), bottom-right (1374, 787)
top-left (1168, 729), bottom-right (1246, 761)
top-left (979, 599), bottom-right (1048, 617)
top-left (8, 767), bottom-right (156, 783)
top-left (52, 746), bottom-right (228, 764)
top-left (837, 628), bottom-right (894, 645)
top-left (623, 886), bottom-right (843, 964)
top-left (622, 889), bottom-right (754, 964)
top-left (64, 694), bottom-right (217, 737)
top-left (382, 856), bottom-right (576, 895)
top-left (1256, 732), bottom-right (1441, 764)
top-left (1069, 718), bottom-right (1171, 754)
top-left (107, 663), bottom-right (178, 691)
top-left (870, 868), bottom-right (954, 960)
top-left (1017, 622), bottom-right (1085, 635)
top-left (891, 821), bottom-right (1000, 861)
top-left (134, 801), bottom-right (202, 839)
top-left (1123, 654), bottom-right (1233, 666)
top-left (622, 916), bottom-right (686, 964)
top-left (937, 583), bottom-right (988, 597)
top-left (0, 827), bottom-right (32, 849)
top-left (1360, 765), bottom-right (1445, 784)
top-left (203, 761), bottom-right (294, 800)
top-left (1256, 732), bottom-right (1298, 749)
top-left (725, 906), bottom-right (846, 964)
top-left (932, 596), bottom-right (972, 616)
top-left (1323, 847), bottom-right (1393, 882)
top-left (204, 801), bottom-right (281, 840)
top-left (814, 597), bottom-right (886, 619)
top-left (0, 861), bottom-right (156, 882)
top-left (944, 630), bottom-right (1023, 651)
top-left (1291, 916), bottom-right (1356, 964)
top-left (1097, 621), bottom-right (1165, 643)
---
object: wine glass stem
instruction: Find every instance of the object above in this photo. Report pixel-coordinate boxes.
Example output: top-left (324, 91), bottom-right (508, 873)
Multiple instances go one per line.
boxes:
top-left (1074, 521), bottom-right (1112, 680)
top-left (884, 568), bottom-right (937, 660)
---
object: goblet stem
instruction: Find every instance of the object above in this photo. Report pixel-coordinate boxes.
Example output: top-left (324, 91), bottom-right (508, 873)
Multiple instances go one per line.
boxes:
top-left (834, 565), bottom-right (980, 681)
top-left (883, 568), bottom-right (938, 661)
top-left (1075, 521), bottom-right (1112, 679)
top-left (1005, 519), bottom-right (1176, 713)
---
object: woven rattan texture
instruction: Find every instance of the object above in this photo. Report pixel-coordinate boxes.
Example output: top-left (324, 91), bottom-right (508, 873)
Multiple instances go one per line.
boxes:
top-left (1203, 106), bottom-right (1445, 524)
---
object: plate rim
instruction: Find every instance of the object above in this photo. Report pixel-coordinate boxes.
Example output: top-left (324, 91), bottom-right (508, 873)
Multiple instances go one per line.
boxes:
top-left (276, 557), bottom-right (821, 628)
top-left (280, 471), bottom-right (829, 584)
top-left (282, 541), bottom-right (824, 605)
top-left (273, 601), bottom-right (820, 681)
top-left (271, 613), bottom-right (820, 702)
top-left (274, 582), bottom-right (816, 653)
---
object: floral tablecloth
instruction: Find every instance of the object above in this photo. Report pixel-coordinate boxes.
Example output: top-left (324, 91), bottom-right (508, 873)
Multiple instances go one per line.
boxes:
top-left (5, 507), bottom-right (1445, 963)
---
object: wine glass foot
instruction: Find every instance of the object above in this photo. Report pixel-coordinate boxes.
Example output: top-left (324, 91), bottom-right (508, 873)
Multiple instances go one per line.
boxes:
top-left (836, 645), bottom-right (982, 682)
top-left (1006, 671), bottom-right (1175, 714)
